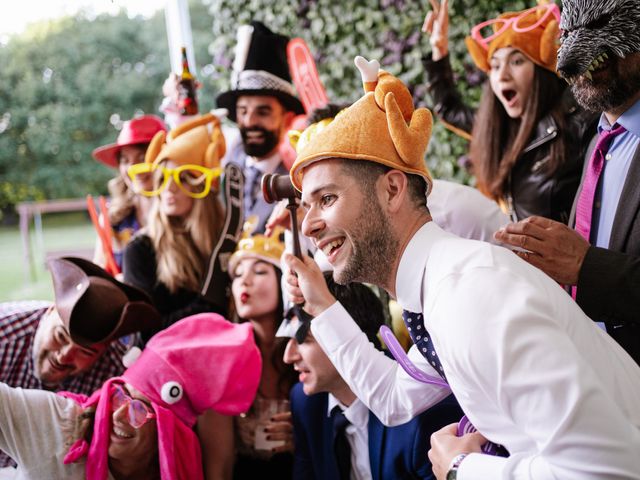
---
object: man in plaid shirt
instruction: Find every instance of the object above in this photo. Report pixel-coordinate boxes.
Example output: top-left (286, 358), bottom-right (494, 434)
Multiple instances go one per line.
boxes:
top-left (0, 301), bottom-right (129, 394)
top-left (0, 257), bottom-right (160, 468)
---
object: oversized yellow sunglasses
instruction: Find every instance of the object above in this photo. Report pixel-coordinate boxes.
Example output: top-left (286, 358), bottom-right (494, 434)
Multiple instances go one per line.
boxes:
top-left (127, 163), bottom-right (222, 199)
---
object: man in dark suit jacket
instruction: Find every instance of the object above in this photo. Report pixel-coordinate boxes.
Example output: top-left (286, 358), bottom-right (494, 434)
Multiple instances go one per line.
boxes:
top-left (279, 274), bottom-right (462, 480)
top-left (495, 0), bottom-right (640, 364)
top-left (289, 383), bottom-right (461, 480)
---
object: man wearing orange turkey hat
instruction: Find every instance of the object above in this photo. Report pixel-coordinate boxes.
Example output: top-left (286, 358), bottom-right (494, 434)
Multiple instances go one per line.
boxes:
top-left (283, 56), bottom-right (640, 479)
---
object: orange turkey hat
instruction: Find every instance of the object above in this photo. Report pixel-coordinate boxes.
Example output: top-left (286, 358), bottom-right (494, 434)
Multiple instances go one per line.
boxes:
top-left (144, 113), bottom-right (226, 169)
top-left (289, 56), bottom-right (433, 196)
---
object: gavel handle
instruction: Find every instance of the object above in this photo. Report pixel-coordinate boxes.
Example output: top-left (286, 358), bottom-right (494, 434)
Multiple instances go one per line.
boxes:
top-left (285, 197), bottom-right (315, 321)
top-left (286, 198), bottom-right (303, 259)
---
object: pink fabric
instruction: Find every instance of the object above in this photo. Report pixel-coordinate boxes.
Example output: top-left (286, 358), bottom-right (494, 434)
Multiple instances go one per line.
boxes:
top-left (58, 313), bottom-right (262, 480)
top-left (122, 313), bottom-right (262, 424)
top-left (62, 439), bottom-right (89, 464)
top-left (572, 124), bottom-right (626, 299)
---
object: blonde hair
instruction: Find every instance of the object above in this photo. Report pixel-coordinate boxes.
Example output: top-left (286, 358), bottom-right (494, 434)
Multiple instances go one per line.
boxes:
top-left (147, 191), bottom-right (224, 293)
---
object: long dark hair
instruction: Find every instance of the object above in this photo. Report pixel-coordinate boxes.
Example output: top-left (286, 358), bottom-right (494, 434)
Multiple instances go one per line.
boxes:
top-left (236, 265), bottom-right (296, 398)
top-left (470, 65), bottom-right (568, 201)
top-left (268, 268), bottom-right (297, 398)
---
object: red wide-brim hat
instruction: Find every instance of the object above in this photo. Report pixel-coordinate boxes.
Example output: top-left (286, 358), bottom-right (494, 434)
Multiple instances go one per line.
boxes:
top-left (92, 115), bottom-right (166, 168)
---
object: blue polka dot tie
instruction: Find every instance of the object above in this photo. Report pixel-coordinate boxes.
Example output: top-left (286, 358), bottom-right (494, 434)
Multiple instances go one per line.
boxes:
top-left (402, 310), bottom-right (510, 457)
top-left (402, 309), bottom-right (447, 380)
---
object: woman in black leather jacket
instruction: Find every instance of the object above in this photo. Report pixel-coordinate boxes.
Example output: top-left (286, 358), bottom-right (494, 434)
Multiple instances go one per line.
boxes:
top-left (423, 1), bottom-right (597, 223)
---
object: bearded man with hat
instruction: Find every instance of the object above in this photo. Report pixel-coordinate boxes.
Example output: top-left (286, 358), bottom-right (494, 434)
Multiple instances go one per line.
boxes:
top-left (283, 56), bottom-right (640, 479)
top-left (0, 256), bottom-right (160, 467)
top-left (217, 21), bottom-right (305, 234)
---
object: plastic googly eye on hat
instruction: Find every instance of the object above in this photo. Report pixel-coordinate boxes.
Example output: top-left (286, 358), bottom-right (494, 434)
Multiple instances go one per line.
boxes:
top-left (161, 381), bottom-right (183, 404)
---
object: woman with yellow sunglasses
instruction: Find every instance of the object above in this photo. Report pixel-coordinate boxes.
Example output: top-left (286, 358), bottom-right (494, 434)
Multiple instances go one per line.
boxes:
top-left (122, 113), bottom-right (228, 333)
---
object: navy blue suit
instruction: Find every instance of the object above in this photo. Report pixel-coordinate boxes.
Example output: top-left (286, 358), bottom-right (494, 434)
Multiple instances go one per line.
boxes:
top-left (290, 383), bottom-right (463, 480)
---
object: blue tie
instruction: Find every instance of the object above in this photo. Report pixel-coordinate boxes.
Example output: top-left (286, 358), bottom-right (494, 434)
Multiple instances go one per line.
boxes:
top-left (331, 406), bottom-right (351, 480)
top-left (401, 309), bottom-right (446, 380)
top-left (243, 164), bottom-right (262, 216)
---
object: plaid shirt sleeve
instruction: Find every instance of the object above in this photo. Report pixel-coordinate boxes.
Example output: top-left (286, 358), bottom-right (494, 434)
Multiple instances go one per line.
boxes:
top-left (0, 301), bottom-right (52, 389)
top-left (0, 301), bottom-right (51, 468)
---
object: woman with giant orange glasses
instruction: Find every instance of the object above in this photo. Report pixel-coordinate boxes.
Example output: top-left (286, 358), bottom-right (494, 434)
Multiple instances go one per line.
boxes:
top-left (122, 113), bottom-right (227, 333)
top-left (423, 0), bottom-right (597, 224)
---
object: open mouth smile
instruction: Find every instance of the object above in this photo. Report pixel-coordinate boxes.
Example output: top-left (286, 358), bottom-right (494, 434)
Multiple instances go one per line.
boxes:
top-left (319, 237), bottom-right (345, 263)
top-left (112, 426), bottom-right (134, 439)
top-left (245, 131), bottom-right (265, 143)
top-left (502, 89), bottom-right (518, 107)
top-left (48, 356), bottom-right (71, 372)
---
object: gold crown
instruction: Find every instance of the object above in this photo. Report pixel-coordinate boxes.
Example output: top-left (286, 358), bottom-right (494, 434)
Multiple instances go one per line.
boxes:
top-left (228, 216), bottom-right (285, 274)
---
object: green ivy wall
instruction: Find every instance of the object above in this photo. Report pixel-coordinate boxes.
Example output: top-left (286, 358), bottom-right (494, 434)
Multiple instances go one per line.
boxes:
top-left (205, 0), bottom-right (529, 184)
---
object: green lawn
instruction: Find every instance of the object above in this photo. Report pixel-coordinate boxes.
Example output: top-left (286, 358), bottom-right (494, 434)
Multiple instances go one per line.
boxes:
top-left (0, 212), bottom-right (96, 302)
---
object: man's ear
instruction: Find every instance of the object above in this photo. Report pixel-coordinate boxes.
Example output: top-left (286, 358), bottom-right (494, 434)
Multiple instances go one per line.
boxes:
top-left (378, 169), bottom-right (408, 214)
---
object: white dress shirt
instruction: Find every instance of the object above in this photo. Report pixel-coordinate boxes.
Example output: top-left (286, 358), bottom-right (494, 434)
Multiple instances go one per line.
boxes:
top-left (327, 395), bottom-right (372, 480)
top-left (311, 222), bottom-right (640, 479)
top-left (244, 151), bottom-right (282, 173)
top-left (429, 179), bottom-right (509, 245)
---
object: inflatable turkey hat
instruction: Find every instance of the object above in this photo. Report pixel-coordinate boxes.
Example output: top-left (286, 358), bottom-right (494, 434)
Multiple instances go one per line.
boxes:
top-left (60, 313), bottom-right (261, 480)
top-left (289, 56), bottom-right (433, 196)
top-left (144, 112), bottom-right (227, 170)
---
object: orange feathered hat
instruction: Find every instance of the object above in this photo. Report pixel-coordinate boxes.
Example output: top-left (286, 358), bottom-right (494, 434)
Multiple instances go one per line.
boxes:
top-left (290, 56), bottom-right (433, 194)
top-left (464, 2), bottom-right (561, 73)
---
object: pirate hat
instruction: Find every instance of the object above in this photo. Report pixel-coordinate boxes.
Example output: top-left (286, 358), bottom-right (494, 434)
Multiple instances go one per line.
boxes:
top-left (48, 256), bottom-right (160, 347)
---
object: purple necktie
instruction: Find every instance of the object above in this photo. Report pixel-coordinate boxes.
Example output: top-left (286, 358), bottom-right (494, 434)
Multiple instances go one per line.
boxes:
top-left (574, 124), bottom-right (626, 242)
top-left (572, 124), bottom-right (625, 299)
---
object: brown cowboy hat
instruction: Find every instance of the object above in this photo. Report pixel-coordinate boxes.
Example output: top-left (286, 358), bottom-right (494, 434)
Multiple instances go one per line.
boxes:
top-left (48, 257), bottom-right (161, 347)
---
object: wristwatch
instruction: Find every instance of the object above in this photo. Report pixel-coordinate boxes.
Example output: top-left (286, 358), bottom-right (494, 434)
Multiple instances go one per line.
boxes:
top-left (445, 453), bottom-right (468, 480)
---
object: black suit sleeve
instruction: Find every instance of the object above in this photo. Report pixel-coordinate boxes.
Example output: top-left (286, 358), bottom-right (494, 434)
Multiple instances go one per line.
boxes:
top-left (122, 234), bottom-right (225, 332)
top-left (411, 395), bottom-right (463, 480)
top-left (577, 246), bottom-right (640, 327)
top-left (122, 234), bottom-right (157, 295)
top-left (422, 54), bottom-right (476, 135)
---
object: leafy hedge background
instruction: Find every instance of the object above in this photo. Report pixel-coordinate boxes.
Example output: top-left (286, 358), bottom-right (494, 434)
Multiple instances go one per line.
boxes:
top-left (207, 0), bottom-right (529, 184)
top-left (0, 0), bottom-right (216, 214)
top-left (0, 0), bottom-right (529, 214)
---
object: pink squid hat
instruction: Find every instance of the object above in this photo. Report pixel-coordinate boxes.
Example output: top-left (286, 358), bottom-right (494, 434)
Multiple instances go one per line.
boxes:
top-left (61, 313), bottom-right (261, 480)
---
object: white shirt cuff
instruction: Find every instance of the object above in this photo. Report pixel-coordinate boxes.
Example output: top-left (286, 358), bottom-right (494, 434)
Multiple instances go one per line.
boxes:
top-left (458, 452), bottom-right (506, 480)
